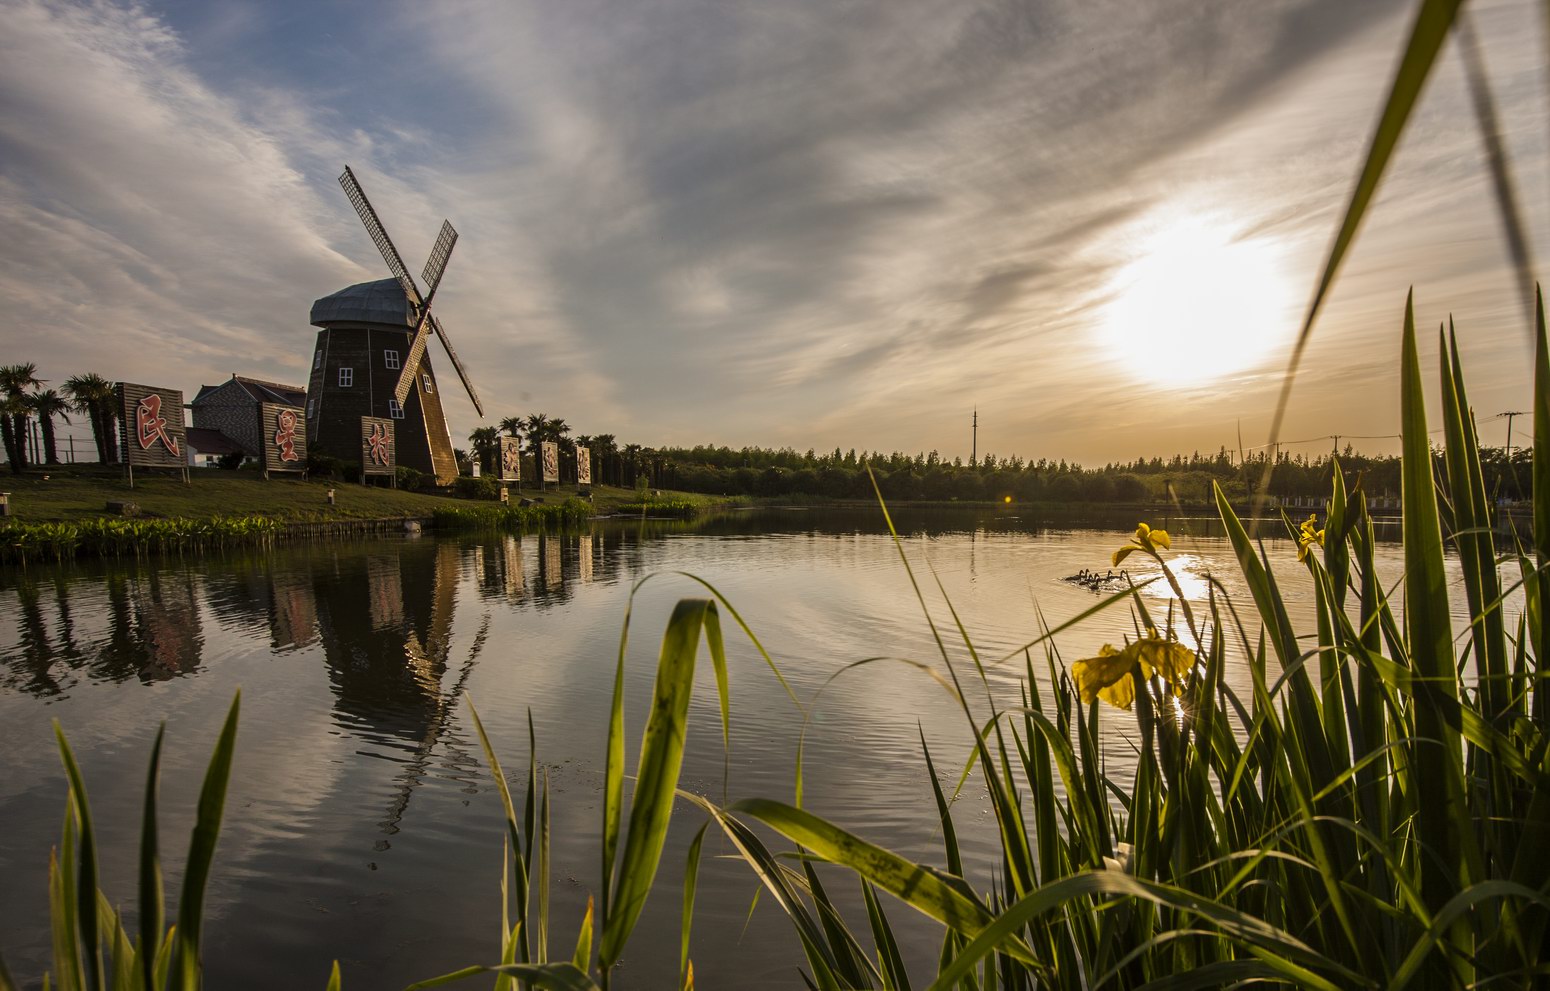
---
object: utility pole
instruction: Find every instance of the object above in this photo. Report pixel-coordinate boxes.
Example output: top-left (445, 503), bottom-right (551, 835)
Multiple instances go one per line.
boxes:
top-left (1501, 410), bottom-right (1528, 498)
top-left (1501, 411), bottom-right (1527, 459)
top-left (971, 408), bottom-right (978, 467)
top-left (1331, 435), bottom-right (1340, 458)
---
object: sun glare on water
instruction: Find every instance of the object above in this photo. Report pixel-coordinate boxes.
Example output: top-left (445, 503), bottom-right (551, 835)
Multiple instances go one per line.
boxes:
top-left (1098, 214), bottom-right (1296, 383)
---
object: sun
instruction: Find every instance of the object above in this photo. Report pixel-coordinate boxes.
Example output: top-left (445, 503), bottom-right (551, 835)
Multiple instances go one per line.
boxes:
top-left (1097, 214), bottom-right (1296, 383)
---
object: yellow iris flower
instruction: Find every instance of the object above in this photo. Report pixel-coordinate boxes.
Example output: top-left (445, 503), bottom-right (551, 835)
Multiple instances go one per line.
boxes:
top-left (1112, 522), bottom-right (1171, 567)
top-left (1071, 632), bottom-right (1196, 710)
top-left (1296, 514), bottom-right (1325, 562)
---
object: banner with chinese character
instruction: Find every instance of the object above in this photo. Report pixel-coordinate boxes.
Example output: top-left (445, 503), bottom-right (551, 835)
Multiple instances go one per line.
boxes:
top-left (117, 383), bottom-right (187, 469)
top-left (540, 441), bottom-right (559, 483)
top-left (500, 436), bottom-right (521, 482)
top-left (575, 445), bottom-right (592, 485)
top-left (260, 403), bottom-right (307, 473)
top-left (361, 417), bottom-right (396, 476)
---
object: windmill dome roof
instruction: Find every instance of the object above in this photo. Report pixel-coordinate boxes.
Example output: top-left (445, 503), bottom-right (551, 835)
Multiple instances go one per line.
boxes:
top-left (310, 278), bottom-right (415, 329)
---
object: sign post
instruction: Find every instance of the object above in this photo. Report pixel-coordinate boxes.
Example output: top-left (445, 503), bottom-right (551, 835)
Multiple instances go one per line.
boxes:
top-left (499, 435), bottom-right (522, 492)
top-left (117, 383), bottom-right (188, 487)
top-left (360, 416), bottom-right (396, 487)
top-left (260, 403), bottom-right (308, 479)
top-left (540, 441), bottom-right (559, 489)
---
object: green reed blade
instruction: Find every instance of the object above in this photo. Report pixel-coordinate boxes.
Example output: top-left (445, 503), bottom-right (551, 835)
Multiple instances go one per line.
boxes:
top-left (325, 960), bottom-right (342, 991)
top-left (573, 900), bottom-right (593, 977)
top-left (465, 700), bottom-right (530, 966)
top-left (928, 870), bottom-right (1360, 991)
top-left (403, 962), bottom-right (600, 991)
top-left (0, 946), bottom-right (16, 991)
top-left (1533, 286), bottom-right (1549, 720)
top-left (801, 860), bottom-right (874, 988)
top-left (139, 724), bottom-right (165, 991)
top-left (538, 769), bottom-right (550, 963)
top-left (680, 827), bottom-right (703, 990)
top-left (600, 598), bottom-right (713, 971)
top-left (917, 732), bottom-right (963, 879)
top-left (1399, 294), bottom-right (1474, 941)
top-left (176, 691), bottom-right (240, 991)
top-left (52, 723), bottom-right (101, 991)
top-left (49, 831), bottom-right (80, 991)
top-left (685, 796), bottom-right (843, 988)
top-left (1440, 322), bottom-right (1507, 721)
top-left (1252, 0), bottom-right (1463, 522)
top-left (729, 798), bottom-right (1037, 967)
top-left (1389, 880), bottom-right (1550, 991)
top-left (861, 881), bottom-right (910, 991)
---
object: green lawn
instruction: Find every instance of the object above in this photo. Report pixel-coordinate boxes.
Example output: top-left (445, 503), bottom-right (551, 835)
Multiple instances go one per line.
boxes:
top-left (0, 466), bottom-right (720, 522)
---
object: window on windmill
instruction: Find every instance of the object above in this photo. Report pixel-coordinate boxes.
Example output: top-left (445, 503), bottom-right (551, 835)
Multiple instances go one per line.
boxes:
top-left (388, 399), bottom-right (404, 420)
top-left (384, 350), bottom-right (400, 370)
top-left (339, 367), bottom-right (353, 388)
top-left (307, 399), bottom-right (315, 418)
top-left (314, 351), bottom-right (322, 370)
top-left (422, 373), bottom-right (433, 393)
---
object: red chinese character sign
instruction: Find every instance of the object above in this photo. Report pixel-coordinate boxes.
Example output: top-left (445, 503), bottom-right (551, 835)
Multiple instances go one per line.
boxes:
top-left (575, 445), bottom-right (592, 485)
top-left (540, 441), bottom-right (559, 483)
top-left (117, 383), bottom-right (187, 469)
top-left (260, 403), bottom-right (307, 474)
top-left (360, 416), bottom-right (396, 477)
top-left (499, 436), bottom-right (521, 482)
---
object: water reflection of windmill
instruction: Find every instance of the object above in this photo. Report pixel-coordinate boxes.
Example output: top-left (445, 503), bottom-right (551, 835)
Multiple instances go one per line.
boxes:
top-left (310, 541), bottom-right (481, 836)
top-left (307, 166), bottom-right (485, 484)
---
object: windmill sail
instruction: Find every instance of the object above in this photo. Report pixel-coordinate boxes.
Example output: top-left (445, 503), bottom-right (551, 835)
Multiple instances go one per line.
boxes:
top-left (429, 314), bottom-right (484, 417)
top-left (422, 221), bottom-right (458, 295)
top-left (339, 167), bottom-right (423, 308)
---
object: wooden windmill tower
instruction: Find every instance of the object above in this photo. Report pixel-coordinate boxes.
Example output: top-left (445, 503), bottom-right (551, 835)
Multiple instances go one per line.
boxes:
top-left (306, 166), bottom-right (484, 484)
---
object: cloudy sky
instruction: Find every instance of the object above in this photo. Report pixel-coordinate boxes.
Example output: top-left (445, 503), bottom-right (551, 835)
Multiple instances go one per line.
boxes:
top-left (1, 0), bottom-right (1545, 464)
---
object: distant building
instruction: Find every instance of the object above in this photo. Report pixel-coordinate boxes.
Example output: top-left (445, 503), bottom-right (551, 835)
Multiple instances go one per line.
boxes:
top-left (185, 427), bottom-right (247, 467)
top-left (190, 374), bottom-right (307, 459)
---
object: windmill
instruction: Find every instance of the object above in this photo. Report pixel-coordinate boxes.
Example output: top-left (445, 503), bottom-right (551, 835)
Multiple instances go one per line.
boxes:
top-left (306, 166), bottom-right (484, 484)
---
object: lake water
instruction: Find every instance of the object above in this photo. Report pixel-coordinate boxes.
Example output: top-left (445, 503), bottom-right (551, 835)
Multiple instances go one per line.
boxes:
top-left (0, 505), bottom-right (1480, 988)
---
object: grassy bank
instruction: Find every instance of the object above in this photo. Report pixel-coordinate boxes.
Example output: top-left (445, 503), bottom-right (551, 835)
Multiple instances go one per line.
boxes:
top-left (0, 467), bottom-right (735, 522)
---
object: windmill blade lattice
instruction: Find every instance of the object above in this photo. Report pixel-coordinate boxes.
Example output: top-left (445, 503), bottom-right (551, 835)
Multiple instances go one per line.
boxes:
top-left (339, 166), bottom-right (424, 309)
top-left (422, 220), bottom-right (458, 296)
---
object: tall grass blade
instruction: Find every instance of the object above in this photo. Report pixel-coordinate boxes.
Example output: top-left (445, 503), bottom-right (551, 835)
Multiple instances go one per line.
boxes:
top-left (599, 598), bottom-right (715, 971)
top-left (140, 724), bottom-right (166, 991)
top-left (728, 798), bottom-right (1037, 966)
top-left (176, 692), bottom-right (241, 991)
top-left (326, 960), bottom-right (342, 991)
top-left (1253, 0), bottom-right (1463, 523)
top-left (403, 962), bottom-right (599, 991)
top-left (1399, 293), bottom-right (1476, 986)
top-left (465, 700), bottom-right (530, 967)
top-left (680, 827), bottom-right (704, 991)
top-left (52, 722), bottom-right (101, 991)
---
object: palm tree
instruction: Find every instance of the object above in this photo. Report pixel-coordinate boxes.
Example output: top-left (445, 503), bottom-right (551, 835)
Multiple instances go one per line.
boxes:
top-left (0, 363), bottom-right (42, 471)
top-left (28, 389), bottom-right (71, 464)
top-left (64, 373), bottom-right (118, 464)
top-left (592, 433), bottom-right (617, 485)
top-left (522, 414), bottom-right (550, 458)
top-left (498, 415), bottom-right (524, 439)
top-left (0, 392), bottom-right (25, 473)
top-left (622, 443), bottom-right (643, 488)
top-left (467, 426), bottom-right (500, 475)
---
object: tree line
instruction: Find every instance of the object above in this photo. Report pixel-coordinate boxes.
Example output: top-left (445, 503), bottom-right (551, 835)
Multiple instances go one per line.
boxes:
top-left (461, 430), bottom-right (1536, 505)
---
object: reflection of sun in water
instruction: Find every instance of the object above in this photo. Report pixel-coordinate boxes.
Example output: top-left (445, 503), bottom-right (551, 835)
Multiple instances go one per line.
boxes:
top-left (1099, 213), bottom-right (1295, 382)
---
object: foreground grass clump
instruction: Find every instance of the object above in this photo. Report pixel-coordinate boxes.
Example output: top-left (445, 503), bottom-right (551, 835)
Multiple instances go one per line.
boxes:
top-left (9, 292), bottom-right (1545, 990)
top-left (610, 498), bottom-right (700, 518)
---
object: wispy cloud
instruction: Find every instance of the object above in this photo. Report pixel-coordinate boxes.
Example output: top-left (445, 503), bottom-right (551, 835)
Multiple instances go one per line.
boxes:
top-left (0, 0), bottom-right (1542, 461)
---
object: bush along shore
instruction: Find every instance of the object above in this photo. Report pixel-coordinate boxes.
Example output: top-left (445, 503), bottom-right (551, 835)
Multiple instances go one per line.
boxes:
top-left (9, 293), bottom-right (1547, 989)
top-left (0, 498), bottom-right (598, 565)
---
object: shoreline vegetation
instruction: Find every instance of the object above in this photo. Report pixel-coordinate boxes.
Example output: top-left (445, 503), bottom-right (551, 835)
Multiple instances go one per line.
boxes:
top-left (0, 461), bottom-right (1533, 564)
